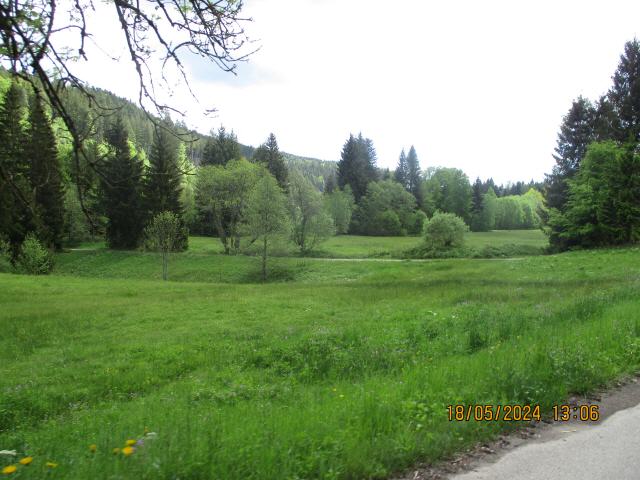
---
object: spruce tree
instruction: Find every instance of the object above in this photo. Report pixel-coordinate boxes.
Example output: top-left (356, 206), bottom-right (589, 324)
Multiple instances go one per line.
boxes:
top-left (336, 133), bottom-right (378, 202)
top-left (27, 96), bottom-right (65, 249)
top-left (202, 126), bottom-right (240, 166)
top-left (608, 38), bottom-right (640, 143)
top-left (545, 96), bottom-right (595, 211)
top-left (0, 81), bottom-right (32, 249)
top-left (470, 177), bottom-right (485, 231)
top-left (394, 149), bottom-right (408, 188)
top-left (406, 145), bottom-right (423, 206)
top-left (102, 117), bottom-right (146, 249)
top-left (253, 133), bottom-right (288, 190)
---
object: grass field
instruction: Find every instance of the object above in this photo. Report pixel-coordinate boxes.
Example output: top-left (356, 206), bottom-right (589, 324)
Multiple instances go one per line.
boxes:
top-left (2, 242), bottom-right (640, 479)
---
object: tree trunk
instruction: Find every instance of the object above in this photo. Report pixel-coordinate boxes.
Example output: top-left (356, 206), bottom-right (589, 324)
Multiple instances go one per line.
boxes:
top-left (262, 236), bottom-right (267, 282)
top-left (162, 251), bottom-right (168, 281)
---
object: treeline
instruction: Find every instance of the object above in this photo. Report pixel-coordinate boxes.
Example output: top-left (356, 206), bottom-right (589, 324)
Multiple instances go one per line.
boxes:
top-left (544, 39), bottom-right (640, 250)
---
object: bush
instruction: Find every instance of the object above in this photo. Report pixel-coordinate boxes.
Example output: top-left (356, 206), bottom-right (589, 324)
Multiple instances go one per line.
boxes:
top-left (373, 210), bottom-right (403, 236)
top-left (423, 211), bottom-right (468, 249)
top-left (0, 236), bottom-right (12, 273)
top-left (16, 234), bottom-right (53, 275)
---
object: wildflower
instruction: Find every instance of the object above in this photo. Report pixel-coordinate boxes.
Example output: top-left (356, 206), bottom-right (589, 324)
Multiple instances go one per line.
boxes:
top-left (144, 432), bottom-right (157, 439)
top-left (112, 448), bottom-right (121, 455)
top-left (125, 439), bottom-right (136, 447)
top-left (19, 456), bottom-right (33, 465)
top-left (1, 465), bottom-right (17, 475)
top-left (122, 446), bottom-right (135, 456)
top-left (89, 444), bottom-right (97, 453)
top-left (45, 462), bottom-right (58, 469)
top-left (0, 451), bottom-right (16, 457)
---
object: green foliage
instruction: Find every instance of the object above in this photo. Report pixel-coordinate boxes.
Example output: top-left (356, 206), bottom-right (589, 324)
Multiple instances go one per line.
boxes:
top-left (244, 173), bottom-right (290, 280)
top-left (101, 117), bottom-right (146, 249)
top-left (336, 133), bottom-right (378, 201)
top-left (350, 180), bottom-right (418, 235)
top-left (421, 167), bottom-right (472, 222)
top-left (423, 211), bottom-right (469, 249)
top-left (253, 133), bottom-right (288, 190)
top-left (323, 187), bottom-right (355, 234)
top-left (202, 126), bottom-right (240, 166)
top-left (15, 233), bottom-right (52, 274)
top-left (0, 235), bottom-right (12, 272)
top-left (609, 39), bottom-right (640, 142)
top-left (145, 211), bottom-right (181, 280)
top-left (289, 172), bottom-right (335, 253)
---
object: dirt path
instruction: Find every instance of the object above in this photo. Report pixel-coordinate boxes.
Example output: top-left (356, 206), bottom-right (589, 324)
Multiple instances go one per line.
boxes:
top-left (396, 376), bottom-right (640, 480)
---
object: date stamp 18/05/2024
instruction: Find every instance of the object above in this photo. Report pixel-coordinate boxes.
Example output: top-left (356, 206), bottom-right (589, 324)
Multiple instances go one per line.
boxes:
top-left (447, 404), bottom-right (600, 422)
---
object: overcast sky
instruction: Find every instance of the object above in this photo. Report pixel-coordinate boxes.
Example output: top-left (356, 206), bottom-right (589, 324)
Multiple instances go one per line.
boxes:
top-left (69, 0), bottom-right (640, 184)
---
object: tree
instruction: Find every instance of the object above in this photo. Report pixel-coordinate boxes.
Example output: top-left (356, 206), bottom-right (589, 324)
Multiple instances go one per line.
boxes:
top-left (422, 168), bottom-right (472, 222)
top-left (324, 187), bottom-right (355, 234)
top-left (608, 39), bottom-right (640, 143)
top-left (394, 149), bottom-right (408, 188)
top-left (145, 211), bottom-right (181, 281)
top-left (545, 96), bottom-right (595, 211)
top-left (244, 173), bottom-right (290, 281)
top-left (288, 172), bottom-right (335, 254)
top-left (423, 212), bottom-right (468, 250)
top-left (336, 133), bottom-right (378, 202)
top-left (405, 145), bottom-right (423, 205)
top-left (101, 117), bottom-right (146, 249)
top-left (202, 126), bottom-right (241, 166)
top-left (470, 177), bottom-right (485, 231)
top-left (195, 159), bottom-right (260, 253)
top-left (27, 96), bottom-right (65, 249)
top-left (0, 81), bottom-right (33, 250)
top-left (253, 133), bottom-right (288, 190)
top-left (144, 124), bottom-right (187, 250)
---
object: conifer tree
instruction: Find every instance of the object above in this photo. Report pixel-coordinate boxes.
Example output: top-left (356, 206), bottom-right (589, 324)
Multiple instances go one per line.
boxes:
top-left (406, 145), bottom-right (423, 206)
top-left (608, 38), bottom-right (640, 143)
top-left (470, 177), bottom-right (485, 231)
top-left (336, 133), bottom-right (378, 202)
top-left (101, 117), bottom-right (146, 249)
top-left (27, 96), bottom-right (65, 249)
top-left (202, 126), bottom-right (240, 166)
top-left (253, 133), bottom-right (288, 190)
top-left (0, 81), bottom-right (32, 249)
top-left (394, 149), bottom-right (408, 188)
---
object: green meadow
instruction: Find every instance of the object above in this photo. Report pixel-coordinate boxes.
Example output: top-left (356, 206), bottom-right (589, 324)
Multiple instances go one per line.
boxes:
top-left (1, 233), bottom-right (640, 479)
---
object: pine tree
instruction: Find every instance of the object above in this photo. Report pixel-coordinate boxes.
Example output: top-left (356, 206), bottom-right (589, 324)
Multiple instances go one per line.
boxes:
top-left (0, 81), bottom-right (33, 249)
top-left (27, 96), bottom-right (65, 249)
top-left (101, 117), bottom-right (146, 249)
top-left (253, 133), bottom-right (288, 190)
top-left (394, 149), bottom-right (408, 188)
top-left (202, 126), bottom-right (240, 166)
top-left (405, 145), bottom-right (423, 206)
top-left (336, 133), bottom-right (378, 202)
top-left (545, 96), bottom-right (595, 211)
top-left (608, 38), bottom-right (640, 143)
top-left (470, 177), bottom-right (485, 231)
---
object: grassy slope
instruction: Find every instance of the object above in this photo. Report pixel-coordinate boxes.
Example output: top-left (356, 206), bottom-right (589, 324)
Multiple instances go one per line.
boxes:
top-left (1, 246), bottom-right (640, 479)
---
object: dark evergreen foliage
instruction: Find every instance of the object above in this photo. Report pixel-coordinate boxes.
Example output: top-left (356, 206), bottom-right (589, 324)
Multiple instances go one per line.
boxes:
top-left (202, 126), bottom-right (241, 166)
top-left (394, 149), bottom-right (408, 187)
top-left (405, 145), bottom-right (423, 206)
top-left (253, 133), bottom-right (288, 190)
top-left (608, 39), bottom-right (640, 143)
top-left (101, 117), bottom-right (146, 249)
top-left (336, 133), bottom-right (378, 202)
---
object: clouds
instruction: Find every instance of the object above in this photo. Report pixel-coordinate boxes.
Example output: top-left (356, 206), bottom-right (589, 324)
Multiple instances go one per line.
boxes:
top-left (57, 0), bottom-right (640, 183)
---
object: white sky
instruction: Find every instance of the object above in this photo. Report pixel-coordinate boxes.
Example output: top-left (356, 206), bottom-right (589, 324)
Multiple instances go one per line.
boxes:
top-left (64, 0), bottom-right (640, 184)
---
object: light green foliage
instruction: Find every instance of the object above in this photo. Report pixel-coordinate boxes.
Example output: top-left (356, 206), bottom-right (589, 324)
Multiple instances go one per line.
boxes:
top-left (15, 233), bottom-right (52, 274)
top-left (289, 171), bottom-right (335, 253)
top-left (195, 159), bottom-right (260, 253)
top-left (1, 247), bottom-right (639, 479)
top-left (63, 189), bottom-right (91, 245)
top-left (145, 211), bottom-right (181, 280)
top-left (423, 211), bottom-right (469, 249)
top-left (421, 167), bottom-right (472, 222)
top-left (244, 173), bottom-right (290, 280)
top-left (351, 180), bottom-right (418, 235)
top-left (323, 187), bottom-right (355, 234)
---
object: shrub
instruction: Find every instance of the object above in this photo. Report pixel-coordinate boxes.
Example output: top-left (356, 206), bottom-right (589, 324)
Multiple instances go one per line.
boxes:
top-left (423, 211), bottom-right (469, 249)
top-left (16, 234), bottom-right (53, 274)
top-left (374, 210), bottom-right (403, 236)
top-left (0, 236), bottom-right (12, 273)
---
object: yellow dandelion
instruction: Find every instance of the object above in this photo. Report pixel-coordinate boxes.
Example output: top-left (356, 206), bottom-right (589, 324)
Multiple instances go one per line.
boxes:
top-left (112, 448), bottom-right (121, 455)
top-left (125, 439), bottom-right (136, 447)
top-left (1, 465), bottom-right (17, 475)
top-left (45, 462), bottom-right (58, 469)
top-left (89, 444), bottom-right (97, 453)
top-left (19, 456), bottom-right (33, 465)
top-left (122, 446), bottom-right (135, 456)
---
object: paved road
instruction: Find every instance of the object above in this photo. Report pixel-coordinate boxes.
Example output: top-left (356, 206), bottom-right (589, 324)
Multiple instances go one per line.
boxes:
top-left (451, 402), bottom-right (640, 480)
